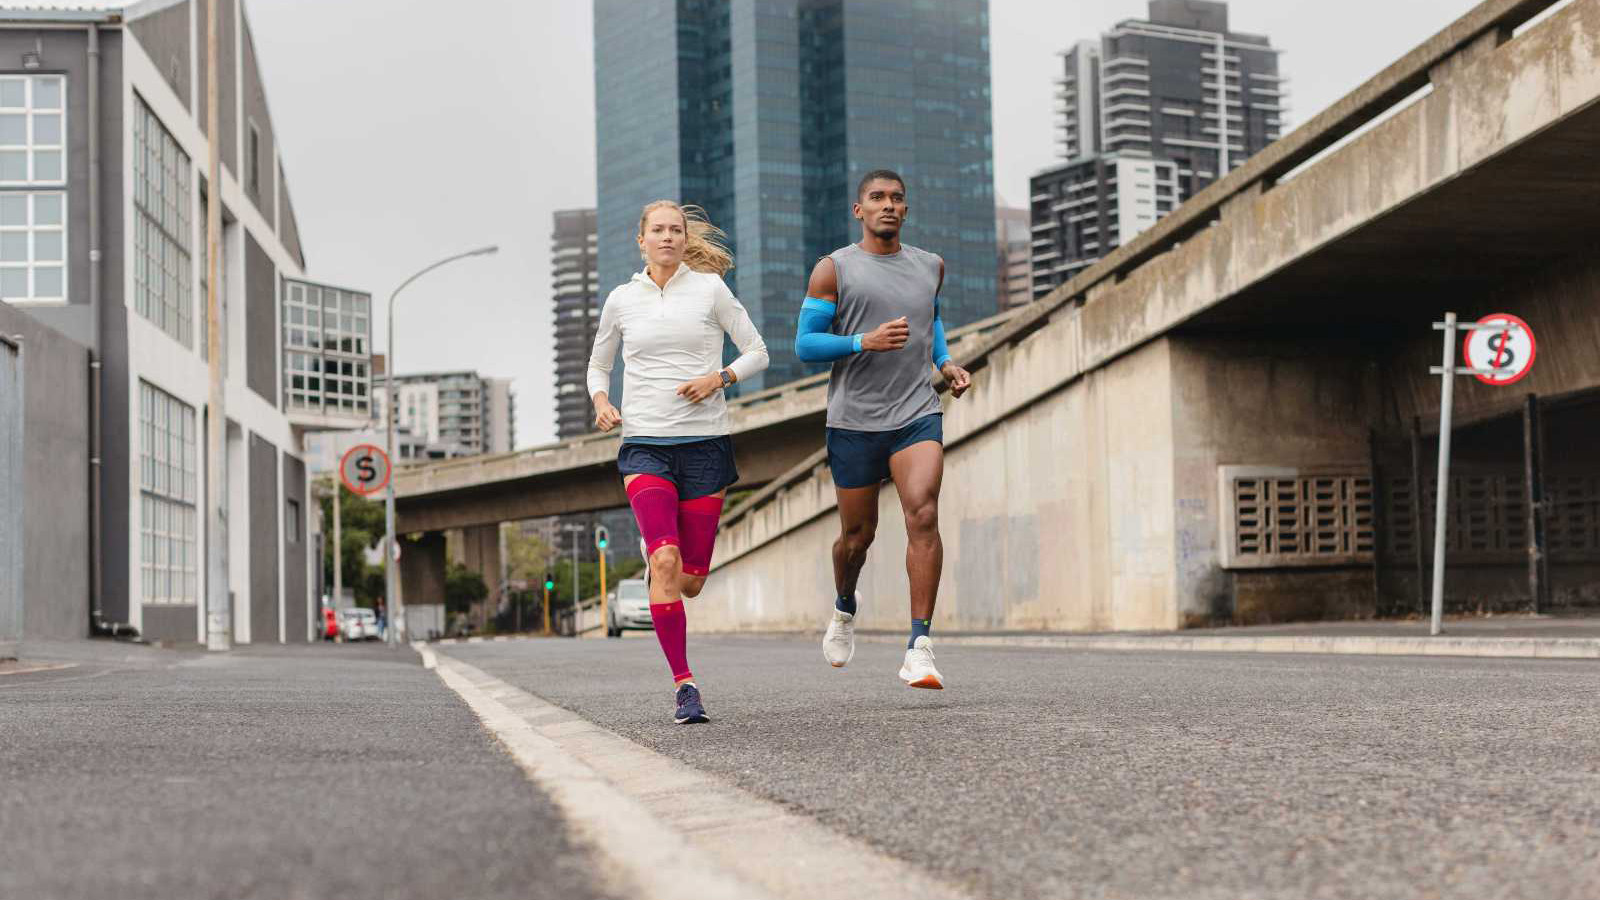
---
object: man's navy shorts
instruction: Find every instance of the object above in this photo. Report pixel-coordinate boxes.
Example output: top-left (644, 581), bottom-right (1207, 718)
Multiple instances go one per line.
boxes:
top-left (617, 437), bottom-right (739, 500)
top-left (825, 413), bottom-right (943, 489)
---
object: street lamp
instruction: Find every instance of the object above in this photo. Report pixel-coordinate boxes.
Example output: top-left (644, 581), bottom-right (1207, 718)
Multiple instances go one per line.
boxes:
top-left (383, 244), bottom-right (499, 646)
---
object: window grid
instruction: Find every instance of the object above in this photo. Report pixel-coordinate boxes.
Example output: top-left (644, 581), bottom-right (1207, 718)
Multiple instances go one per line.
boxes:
top-left (0, 74), bottom-right (67, 302)
top-left (283, 278), bottom-right (371, 416)
top-left (0, 75), bottom-right (65, 187)
top-left (132, 95), bottom-right (194, 347)
top-left (139, 381), bottom-right (198, 605)
top-left (0, 191), bottom-right (65, 301)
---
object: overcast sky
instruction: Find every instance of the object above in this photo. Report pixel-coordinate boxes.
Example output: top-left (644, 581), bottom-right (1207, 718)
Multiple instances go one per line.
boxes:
top-left (238, 0), bottom-right (1486, 448)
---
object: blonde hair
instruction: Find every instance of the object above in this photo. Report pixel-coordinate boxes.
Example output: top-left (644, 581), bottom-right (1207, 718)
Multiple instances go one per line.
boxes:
top-left (638, 200), bottom-right (734, 276)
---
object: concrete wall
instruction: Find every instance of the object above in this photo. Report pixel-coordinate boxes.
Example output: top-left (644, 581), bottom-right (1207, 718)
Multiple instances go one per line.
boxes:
top-left (239, 17), bottom-right (275, 228)
top-left (0, 302), bottom-right (91, 642)
top-left (249, 431), bottom-right (278, 642)
top-left (193, 0), bottom-right (237, 181)
top-left (282, 451), bottom-right (307, 641)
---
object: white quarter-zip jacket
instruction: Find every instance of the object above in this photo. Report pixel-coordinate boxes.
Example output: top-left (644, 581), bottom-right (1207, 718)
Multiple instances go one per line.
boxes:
top-left (586, 263), bottom-right (769, 440)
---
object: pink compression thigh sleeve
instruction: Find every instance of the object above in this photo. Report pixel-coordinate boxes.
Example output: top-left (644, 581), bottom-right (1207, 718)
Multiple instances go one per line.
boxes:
top-left (650, 600), bottom-right (692, 683)
top-left (677, 494), bottom-right (725, 577)
top-left (626, 474), bottom-right (680, 558)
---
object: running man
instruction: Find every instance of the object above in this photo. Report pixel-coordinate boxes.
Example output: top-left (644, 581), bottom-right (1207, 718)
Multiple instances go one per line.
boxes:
top-left (793, 169), bottom-right (972, 689)
top-left (589, 200), bottom-right (769, 724)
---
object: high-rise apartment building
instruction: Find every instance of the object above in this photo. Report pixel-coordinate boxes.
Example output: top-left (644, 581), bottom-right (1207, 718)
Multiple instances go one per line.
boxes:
top-left (374, 370), bottom-right (514, 458)
top-left (594, 0), bottom-right (997, 393)
top-left (1029, 0), bottom-right (1284, 299)
top-left (995, 205), bottom-right (1032, 311)
top-left (551, 208), bottom-right (600, 440)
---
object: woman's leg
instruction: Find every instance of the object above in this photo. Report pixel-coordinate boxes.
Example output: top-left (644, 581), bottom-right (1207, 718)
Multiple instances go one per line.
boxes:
top-left (625, 474), bottom-right (693, 686)
top-left (675, 489), bottom-right (727, 599)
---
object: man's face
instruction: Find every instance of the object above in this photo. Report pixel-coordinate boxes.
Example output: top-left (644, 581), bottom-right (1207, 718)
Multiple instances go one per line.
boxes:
top-left (854, 179), bottom-right (907, 239)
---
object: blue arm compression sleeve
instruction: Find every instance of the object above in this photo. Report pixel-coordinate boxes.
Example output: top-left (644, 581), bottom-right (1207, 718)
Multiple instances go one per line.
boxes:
top-left (795, 298), bottom-right (863, 363)
top-left (931, 300), bottom-right (951, 369)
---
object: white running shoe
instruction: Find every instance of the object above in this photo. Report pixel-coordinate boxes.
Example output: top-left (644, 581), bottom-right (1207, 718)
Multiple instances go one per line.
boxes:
top-left (822, 598), bottom-right (859, 668)
top-left (898, 636), bottom-right (944, 689)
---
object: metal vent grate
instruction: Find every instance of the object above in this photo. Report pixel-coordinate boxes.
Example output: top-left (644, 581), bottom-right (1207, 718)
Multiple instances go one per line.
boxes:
top-left (1385, 473), bottom-right (1600, 562)
top-left (1228, 472), bottom-right (1374, 568)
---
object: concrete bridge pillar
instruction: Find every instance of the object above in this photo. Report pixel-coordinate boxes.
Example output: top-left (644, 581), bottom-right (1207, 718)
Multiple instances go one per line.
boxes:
top-left (399, 531), bottom-right (447, 609)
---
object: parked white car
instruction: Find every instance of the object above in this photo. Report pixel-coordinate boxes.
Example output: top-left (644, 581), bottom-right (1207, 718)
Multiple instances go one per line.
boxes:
top-left (606, 578), bottom-right (652, 638)
top-left (340, 608), bottom-right (378, 641)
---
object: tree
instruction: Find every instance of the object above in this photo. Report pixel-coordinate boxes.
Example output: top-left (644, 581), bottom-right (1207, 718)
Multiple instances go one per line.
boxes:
top-left (502, 523), bottom-right (553, 586)
top-left (444, 562), bottom-right (488, 615)
top-left (317, 478), bottom-right (387, 606)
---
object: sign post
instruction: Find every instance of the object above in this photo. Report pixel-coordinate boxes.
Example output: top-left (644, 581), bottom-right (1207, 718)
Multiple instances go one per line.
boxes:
top-left (1427, 313), bottom-right (1535, 635)
top-left (339, 444), bottom-right (392, 641)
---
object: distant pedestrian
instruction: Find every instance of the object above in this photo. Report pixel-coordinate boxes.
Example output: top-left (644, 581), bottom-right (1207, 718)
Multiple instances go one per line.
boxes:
top-left (588, 200), bottom-right (769, 725)
top-left (795, 169), bottom-right (973, 689)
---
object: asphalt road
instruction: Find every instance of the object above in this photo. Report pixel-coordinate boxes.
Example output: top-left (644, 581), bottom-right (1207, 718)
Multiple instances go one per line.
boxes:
top-left (0, 642), bottom-right (617, 900)
top-left (450, 634), bottom-right (1600, 900)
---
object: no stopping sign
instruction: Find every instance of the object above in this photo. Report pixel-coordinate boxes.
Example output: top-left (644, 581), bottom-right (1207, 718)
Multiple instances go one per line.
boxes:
top-left (1462, 313), bottom-right (1536, 386)
top-left (339, 444), bottom-right (391, 496)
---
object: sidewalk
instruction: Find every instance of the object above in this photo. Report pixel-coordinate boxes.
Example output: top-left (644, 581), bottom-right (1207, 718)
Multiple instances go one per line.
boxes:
top-left (856, 613), bottom-right (1600, 660)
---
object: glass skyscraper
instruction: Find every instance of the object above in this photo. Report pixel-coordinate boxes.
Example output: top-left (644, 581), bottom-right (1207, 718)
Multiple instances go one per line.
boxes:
top-left (595, 0), bottom-right (996, 394)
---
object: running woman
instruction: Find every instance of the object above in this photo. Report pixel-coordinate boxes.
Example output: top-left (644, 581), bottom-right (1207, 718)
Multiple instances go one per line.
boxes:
top-left (794, 170), bottom-right (972, 689)
top-left (588, 200), bottom-right (769, 724)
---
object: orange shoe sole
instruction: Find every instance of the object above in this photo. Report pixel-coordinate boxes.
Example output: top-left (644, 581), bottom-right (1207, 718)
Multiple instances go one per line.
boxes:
top-left (905, 675), bottom-right (944, 690)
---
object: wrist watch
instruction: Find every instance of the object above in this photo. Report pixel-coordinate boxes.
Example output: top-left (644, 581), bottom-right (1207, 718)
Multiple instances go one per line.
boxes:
top-left (719, 369), bottom-right (733, 388)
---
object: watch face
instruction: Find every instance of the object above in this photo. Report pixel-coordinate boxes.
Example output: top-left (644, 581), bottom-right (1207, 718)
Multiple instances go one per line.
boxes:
top-left (721, 371), bottom-right (732, 386)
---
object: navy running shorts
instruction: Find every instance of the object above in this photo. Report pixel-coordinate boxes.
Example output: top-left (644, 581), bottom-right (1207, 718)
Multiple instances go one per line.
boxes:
top-left (617, 437), bottom-right (739, 501)
top-left (825, 413), bottom-right (943, 490)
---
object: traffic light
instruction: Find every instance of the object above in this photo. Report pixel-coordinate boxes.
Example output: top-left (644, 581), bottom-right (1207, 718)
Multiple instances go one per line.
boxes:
top-left (595, 525), bottom-right (610, 550)
top-left (543, 572), bottom-right (554, 591)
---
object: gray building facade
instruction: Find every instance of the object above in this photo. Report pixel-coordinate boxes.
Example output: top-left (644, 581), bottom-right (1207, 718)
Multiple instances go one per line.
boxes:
top-left (375, 369), bottom-right (514, 458)
top-left (595, 0), bottom-right (997, 394)
top-left (551, 208), bottom-right (599, 440)
top-left (1030, 0), bottom-right (1284, 298)
top-left (1, 1), bottom-right (366, 645)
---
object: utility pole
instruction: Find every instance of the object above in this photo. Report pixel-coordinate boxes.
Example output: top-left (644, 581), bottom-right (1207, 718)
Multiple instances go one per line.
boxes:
top-left (203, 0), bottom-right (229, 652)
top-left (332, 479), bottom-right (342, 614)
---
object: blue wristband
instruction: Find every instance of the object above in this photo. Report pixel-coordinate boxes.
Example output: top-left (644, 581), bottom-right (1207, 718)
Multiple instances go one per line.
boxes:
top-left (852, 334), bottom-right (864, 353)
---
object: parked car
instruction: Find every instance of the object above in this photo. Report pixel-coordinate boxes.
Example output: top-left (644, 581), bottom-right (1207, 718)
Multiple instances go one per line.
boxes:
top-left (606, 578), bottom-right (652, 638)
top-left (340, 608), bottom-right (379, 642)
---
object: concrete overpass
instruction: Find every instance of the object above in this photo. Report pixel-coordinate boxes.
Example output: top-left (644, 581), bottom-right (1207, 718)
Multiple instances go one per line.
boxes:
top-left (401, 0), bottom-right (1600, 632)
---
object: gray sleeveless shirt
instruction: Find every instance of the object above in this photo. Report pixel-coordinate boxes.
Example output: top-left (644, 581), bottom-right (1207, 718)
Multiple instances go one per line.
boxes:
top-left (824, 243), bottom-right (943, 431)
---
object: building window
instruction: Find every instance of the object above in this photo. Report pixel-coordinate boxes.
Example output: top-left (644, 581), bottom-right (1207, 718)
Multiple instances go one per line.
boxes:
top-left (139, 381), bottom-right (198, 605)
top-left (0, 75), bottom-right (65, 185)
top-left (283, 279), bottom-right (371, 416)
top-left (0, 192), bottom-right (65, 301)
top-left (286, 498), bottom-right (301, 543)
top-left (132, 95), bottom-right (194, 347)
top-left (0, 75), bottom-right (67, 302)
top-left (247, 122), bottom-right (261, 198)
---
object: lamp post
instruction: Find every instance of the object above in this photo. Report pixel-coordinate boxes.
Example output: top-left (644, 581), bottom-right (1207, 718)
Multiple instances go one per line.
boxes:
top-left (383, 245), bottom-right (498, 646)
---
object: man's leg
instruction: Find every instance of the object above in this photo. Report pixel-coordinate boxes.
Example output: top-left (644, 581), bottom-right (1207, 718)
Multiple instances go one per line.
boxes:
top-left (888, 440), bottom-right (944, 624)
top-left (833, 484), bottom-right (881, 602)
top-left (888, 440), bottom-right (946, 689)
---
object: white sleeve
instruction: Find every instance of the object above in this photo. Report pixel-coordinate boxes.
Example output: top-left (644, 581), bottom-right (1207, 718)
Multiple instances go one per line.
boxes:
top-left (586, 291), bottom-right (623, 399)
top-left (713, 278), bottom-right (769, 384)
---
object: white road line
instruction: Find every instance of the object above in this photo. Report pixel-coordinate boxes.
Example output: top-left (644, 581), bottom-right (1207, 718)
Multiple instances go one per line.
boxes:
top-left (424, 647), bottom-right (976, 900)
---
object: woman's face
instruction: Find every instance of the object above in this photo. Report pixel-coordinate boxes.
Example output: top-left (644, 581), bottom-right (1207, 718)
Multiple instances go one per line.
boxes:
top-left (638, 207), bottom-right (686, 269)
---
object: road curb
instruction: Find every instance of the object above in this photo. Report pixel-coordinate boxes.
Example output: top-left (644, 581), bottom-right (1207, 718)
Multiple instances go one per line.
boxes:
top-left (422, 645), bottom-right (976, 900)
top-left (856, 632), bottom-right (1600, 659)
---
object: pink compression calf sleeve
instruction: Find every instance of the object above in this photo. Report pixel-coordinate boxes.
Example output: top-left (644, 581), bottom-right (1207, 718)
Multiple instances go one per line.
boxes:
top-left (651, 600), bottom-right (692, 683)
top-left (677, 494), bottom-right (725, 577)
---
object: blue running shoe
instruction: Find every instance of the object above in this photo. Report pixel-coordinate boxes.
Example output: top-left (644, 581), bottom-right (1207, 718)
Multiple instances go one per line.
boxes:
top-left (673, 682), bottom-right (710, 725)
